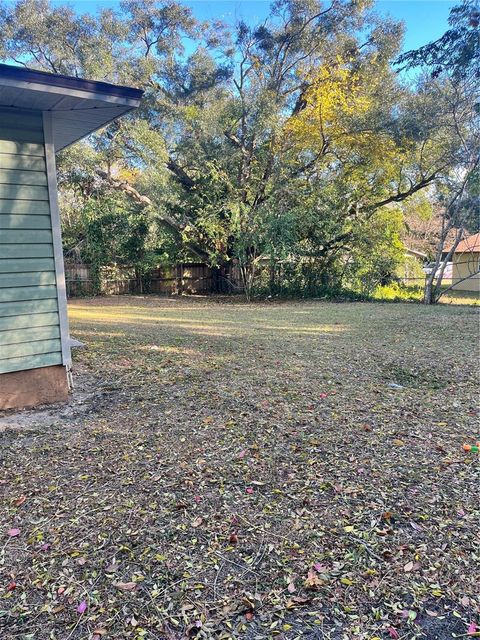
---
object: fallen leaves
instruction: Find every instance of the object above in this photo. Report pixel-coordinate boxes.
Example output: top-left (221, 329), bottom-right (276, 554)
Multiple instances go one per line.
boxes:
top-left (1, 297), bottom-right (478, 638)
top-left (286, 595), bottom-right (311, 608)
top-left (7, 528), bottom-right (20, 537)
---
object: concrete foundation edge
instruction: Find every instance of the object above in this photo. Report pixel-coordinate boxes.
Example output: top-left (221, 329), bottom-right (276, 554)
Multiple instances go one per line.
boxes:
top-left (0, 365), bottom-right (69, 410)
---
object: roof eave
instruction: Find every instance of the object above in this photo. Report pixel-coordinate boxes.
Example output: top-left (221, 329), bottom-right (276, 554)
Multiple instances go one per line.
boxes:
top-left (0, 63), bottom-right (143, 150)
top-left (55, 106), bottom-right (138, 151)
top-left (0, 64), bottom-right (143, 106)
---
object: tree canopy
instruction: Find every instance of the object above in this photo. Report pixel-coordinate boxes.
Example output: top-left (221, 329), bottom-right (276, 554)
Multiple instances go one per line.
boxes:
top-left (0, 0), bottom-right (477, 299)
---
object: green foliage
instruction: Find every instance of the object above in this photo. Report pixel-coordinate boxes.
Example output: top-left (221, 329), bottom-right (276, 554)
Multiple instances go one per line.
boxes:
top-left (399, 255), bottom-right (426, 282)
top-left (371, 283), bottom-right (424, 302)
top-left (82, 196), bottom-right (148, 267)
top-left (342, 209), bottom-right (406, 295)
top-left (61, 189), bottom-right (179, 292)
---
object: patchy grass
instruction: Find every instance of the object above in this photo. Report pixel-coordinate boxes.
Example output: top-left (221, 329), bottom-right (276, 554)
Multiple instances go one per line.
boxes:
top-left (371, 282), bottom-right (480, 305)
top-left (440, 289), bottom-right (480, 306)
top-left (1, 296), bottom-right (479, 640)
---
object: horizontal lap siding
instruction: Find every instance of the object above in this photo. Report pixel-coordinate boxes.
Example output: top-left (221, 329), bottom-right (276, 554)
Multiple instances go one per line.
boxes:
top-left (1, 245), bottom-right (54, 258)
top-left (0, 284), bottom-right (58, 302)
top-left (0, 325), bottom-right (60, 346)
top-left (0, 311), bottom-right (59, 331)
top-left (0, 109), bottom-right (62, 374)
top-left (0, 298), bottom-right (58, 318)
top-left (0, 153), bottom-right (46, 172)
top-left (0, 272), bottom-right (57, 288)
top-left (0, 352), bottom-right (62, 375)
top-left (0, 169), bottom-right (48, 186)
top-left (0, 201), bottom-right (50, 215)
top-left (0, 229), bottom-right (53, 243)
top-left (0, 258), bottom-right (55, 273)
top-left (0, 214), bottom-right (52, 230)
top-left (0, 184), bottom-right (49, 200)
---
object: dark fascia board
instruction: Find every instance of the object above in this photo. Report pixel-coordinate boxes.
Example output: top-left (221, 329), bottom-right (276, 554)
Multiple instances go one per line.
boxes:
top-left (0, 63), bottom-right (144, 102)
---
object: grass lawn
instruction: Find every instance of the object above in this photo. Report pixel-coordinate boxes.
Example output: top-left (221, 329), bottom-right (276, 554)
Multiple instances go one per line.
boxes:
top-left (1, 296), bottom-right (479, 639)
top-left (440, 290), bottom-right (480, 306)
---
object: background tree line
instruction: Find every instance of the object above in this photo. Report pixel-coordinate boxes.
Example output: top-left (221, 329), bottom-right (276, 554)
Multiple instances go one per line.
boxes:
top-left (1, 0), bottom-right (478, 301)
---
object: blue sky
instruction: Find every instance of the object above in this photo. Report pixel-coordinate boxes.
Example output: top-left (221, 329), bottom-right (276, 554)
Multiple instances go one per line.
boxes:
top-left (46, 0), bottom-right (455, 53)
top-left (375, 0), bottom-right (455, 51)
top-left (185, 1), bottom-right (455, 52)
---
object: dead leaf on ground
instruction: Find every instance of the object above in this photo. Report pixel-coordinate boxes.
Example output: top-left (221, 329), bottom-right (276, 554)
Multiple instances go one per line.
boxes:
top-left (305, 567), bottom-right (323, 589)
top-left (113, 582), bottom-right (137, 592)
top-left (191, 516), bottom-right (204, 528)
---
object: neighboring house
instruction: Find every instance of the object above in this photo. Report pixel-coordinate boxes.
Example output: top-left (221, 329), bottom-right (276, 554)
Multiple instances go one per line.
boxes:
top-left (405, 248), bottom-right (427, 261)
top-left (0, 64), bottom-right (143, 410)
top-left (450, 232), bottom-right (480, 292)
top-left (401, 248), bottom-right (428, 282)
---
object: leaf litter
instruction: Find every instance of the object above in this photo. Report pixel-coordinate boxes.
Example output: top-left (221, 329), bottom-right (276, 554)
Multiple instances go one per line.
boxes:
top-left (0, 296), bottom-right (478, 639)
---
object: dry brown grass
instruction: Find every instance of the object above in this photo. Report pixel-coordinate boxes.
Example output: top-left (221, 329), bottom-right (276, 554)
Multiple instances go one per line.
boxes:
top-left (1, 296), bottom-right (479, 639)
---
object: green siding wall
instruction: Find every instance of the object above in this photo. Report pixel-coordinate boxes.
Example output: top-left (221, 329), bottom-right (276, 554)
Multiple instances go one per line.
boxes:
top-left (0, 109), bottom-right (62, 374)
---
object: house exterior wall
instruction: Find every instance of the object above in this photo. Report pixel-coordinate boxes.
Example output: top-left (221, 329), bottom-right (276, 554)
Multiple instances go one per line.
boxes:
top-left (452, 252), bottom-right (480, 292)
top-left (0, 108), bottom-right (68, 377)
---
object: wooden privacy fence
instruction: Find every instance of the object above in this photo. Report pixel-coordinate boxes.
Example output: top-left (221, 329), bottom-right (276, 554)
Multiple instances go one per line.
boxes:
top-left (65, 262), bottom-right (241, 297)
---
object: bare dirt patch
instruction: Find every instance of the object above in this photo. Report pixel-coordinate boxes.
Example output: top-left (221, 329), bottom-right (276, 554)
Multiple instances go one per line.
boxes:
top-left (0, 365), bottom-right (106, 435)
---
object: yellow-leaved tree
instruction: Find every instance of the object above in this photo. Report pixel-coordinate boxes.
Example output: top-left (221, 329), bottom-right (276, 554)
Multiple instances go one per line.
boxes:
top-left (280, 53), bottom-right (457, 284)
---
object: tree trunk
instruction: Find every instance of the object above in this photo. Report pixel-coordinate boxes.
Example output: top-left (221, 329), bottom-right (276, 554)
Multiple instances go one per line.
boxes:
top-left (240, 260), bottom-right (255, 302)
top-left (423, 274), bottom-right (435, 304)
top-left (211, 266), bottom-right (220, 294)
top-left (176, 264), bottom-right (184, 295)
top-left (269, 263), bottom-right (276, 295)
top-left (134, 267), bottom-right (143, 294)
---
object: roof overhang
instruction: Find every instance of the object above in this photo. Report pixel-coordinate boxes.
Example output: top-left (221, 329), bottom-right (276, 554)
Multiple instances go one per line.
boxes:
top-left (0, 64), bottom-right (143, 150)
top-left (405, 248), bottom-right (427, 260)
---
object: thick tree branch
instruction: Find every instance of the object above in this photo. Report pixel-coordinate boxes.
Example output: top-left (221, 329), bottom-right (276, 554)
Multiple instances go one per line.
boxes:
top-left (369, 170), bottom-right (443, 212)
top-left (95, 170), bottom-right (209, 261)
top-left (166, 158), bottom-right (196, 190)
top-left (224, 131), bottom-right (249, 157)
top-left (308, 170), bottom-right (446, 260)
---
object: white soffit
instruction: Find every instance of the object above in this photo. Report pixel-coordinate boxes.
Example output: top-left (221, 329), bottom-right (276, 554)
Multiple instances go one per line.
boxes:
top-left (0, 64), bottom-right (143, 150)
